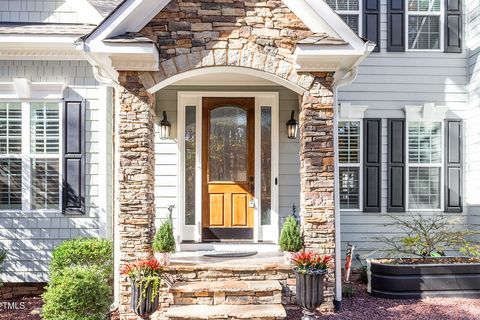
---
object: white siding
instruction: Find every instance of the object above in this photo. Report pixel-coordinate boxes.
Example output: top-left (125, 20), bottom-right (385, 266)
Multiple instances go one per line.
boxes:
top-left (467, 0), bottom-right (480, 228)
top-left (154, 86), bottom-right (301, 239)
top-left (0, 0), bottom-right (92, 24)
top-left (0, 60), bottom-right (112, 282)
top-left (336, 0), bottom-right (473, 259)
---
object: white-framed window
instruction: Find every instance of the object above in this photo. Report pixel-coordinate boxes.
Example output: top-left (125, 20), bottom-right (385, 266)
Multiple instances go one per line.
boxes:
top-left (0, 102), bottom-right (61, 212)
top-left (338, 120), bottom-right (362, 210)
top-left (406, 121), bottom-right (443, 210)
top-left (406, 0), bottom-right (443, 51)
top-left (326, 0), bottom-right (362, 35)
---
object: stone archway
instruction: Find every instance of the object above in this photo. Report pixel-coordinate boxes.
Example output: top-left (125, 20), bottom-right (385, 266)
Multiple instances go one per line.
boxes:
top-left (115, 1), bottom-right (337, 317)
top-left (116, 64), bottom-right (336, 318)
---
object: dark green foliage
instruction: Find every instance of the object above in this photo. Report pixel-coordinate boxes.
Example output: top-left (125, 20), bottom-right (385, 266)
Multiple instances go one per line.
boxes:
top-left (153, 219), bottom-right (176, 253)
top-left (42, 266), bottom-right (112, 320)
top-left (0, 249), bottom-right (6, 287)
top-left (279, 215), bottom-right (303, 252)
top-left (358, 266), bottom-right (368, 284)
top-left (50, 238), bottom-right (113, 278)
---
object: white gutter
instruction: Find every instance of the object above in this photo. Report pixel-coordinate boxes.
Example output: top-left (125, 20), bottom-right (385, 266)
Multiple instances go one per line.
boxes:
top-left (331, 40), bottom-right (375, 311)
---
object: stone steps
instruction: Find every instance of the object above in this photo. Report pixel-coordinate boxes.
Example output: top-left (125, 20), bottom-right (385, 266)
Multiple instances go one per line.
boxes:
top-left (164, 304), bottom-right (286, 320)
top-left (165, 280), bottom-right (286, 319)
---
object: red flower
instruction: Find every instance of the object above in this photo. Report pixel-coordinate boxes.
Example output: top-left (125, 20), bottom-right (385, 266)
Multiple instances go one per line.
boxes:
top-left (292, 251), bottom-right (332, 274)
top-left (121, 259), bottom-right (163, 280)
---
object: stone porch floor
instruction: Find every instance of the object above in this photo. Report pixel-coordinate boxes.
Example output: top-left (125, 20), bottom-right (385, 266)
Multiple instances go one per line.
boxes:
top-left (169, 251), bottom-right (287, 269)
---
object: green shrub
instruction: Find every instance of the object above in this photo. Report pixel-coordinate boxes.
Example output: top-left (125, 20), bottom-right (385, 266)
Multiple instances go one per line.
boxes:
top-left (50, 238), bottom-right (113, 278)
top-left (42, 266), bottom-right (112, 320)
top-left (279, 215), bottom-right (303, 252)
top-left (0, 249), bottom-right (6, 288)
top-left (153, 219), bottom-right (176, 253)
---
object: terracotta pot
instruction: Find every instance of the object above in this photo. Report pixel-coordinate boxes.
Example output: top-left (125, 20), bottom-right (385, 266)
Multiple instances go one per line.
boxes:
top-left (130, 279), bottom-right (159, 317)
top-left (154, 252), bottom-right (171, 266)
top-left (284, 251), bottom-right (296, 265)
top-left (295, 270), bottom-right (325, 320)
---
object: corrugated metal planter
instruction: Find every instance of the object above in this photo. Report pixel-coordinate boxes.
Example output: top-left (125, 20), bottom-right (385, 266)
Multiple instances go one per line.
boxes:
top-left (295, 270), bottom-right (326, 320)
top-left (367, 258), bottom-right (480, 299)
top-left (130, 279), bottom-right (160, 317)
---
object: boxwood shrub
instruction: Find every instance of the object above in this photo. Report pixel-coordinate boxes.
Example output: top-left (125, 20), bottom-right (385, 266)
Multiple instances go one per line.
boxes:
top-left (42, 266), bottom-right (112, 320)
top-left (42, 237), bottom-right (114, 320)
top-left (50, 237), bottom-right (113, 278)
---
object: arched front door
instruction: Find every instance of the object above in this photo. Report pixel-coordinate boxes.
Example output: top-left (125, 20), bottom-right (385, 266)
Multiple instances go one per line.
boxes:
top-left (202, 97), bottom-right (255, 241)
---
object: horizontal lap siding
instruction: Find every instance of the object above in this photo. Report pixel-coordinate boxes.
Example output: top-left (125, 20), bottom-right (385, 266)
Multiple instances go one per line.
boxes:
top-left (337, 0), bottom-right (473, 260)
top-left (467, 0), bottom-right (480, 229)
top-left (154, 86), bottom-right (300, 238)
top-left (0, 60), bottom-right (111, 282)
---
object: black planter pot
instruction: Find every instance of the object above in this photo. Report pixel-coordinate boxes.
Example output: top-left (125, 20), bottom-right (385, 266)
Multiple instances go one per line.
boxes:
top-left (295, 270), bottom-right (326, 320)
top-left (368, 259), bottom-right (480, 299)
top-left (130, 280), bottom-right (160, 318)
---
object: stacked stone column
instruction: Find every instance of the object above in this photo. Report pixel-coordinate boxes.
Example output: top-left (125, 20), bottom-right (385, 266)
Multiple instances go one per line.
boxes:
top-left (117, 72), bottom-right (157, 320)
top-left (299, 73), bottom-right (336, 312)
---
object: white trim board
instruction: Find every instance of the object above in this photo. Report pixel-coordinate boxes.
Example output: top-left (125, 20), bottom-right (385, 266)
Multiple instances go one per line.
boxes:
top-left (176, 91), bottom-right (280, 244)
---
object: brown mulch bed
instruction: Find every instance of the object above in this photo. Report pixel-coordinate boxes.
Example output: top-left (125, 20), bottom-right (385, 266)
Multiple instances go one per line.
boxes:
top-left (0, 296), bottom-right (42, 320)
top-left (287, 282), bottom-right (480, 320)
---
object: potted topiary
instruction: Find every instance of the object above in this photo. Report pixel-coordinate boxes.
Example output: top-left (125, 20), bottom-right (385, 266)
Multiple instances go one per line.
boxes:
top-left (121, 259), bottom-right (163, 317)
top-left (293, 252), bottom-right (332, 320)
top-left (279, 215), bottom-right (303, 264)
top-left (153, 217), bottom-right (176, 266)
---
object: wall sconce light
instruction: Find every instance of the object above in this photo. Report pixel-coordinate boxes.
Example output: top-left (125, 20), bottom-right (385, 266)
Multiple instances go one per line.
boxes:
top-left (159, 111), bottom-right (171, 139)
top-left (286, 110), bottom-right (298, 139)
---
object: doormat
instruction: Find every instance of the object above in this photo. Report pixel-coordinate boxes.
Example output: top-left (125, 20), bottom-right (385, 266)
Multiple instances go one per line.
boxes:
top-left (202, 251), bottom-right (258, 258)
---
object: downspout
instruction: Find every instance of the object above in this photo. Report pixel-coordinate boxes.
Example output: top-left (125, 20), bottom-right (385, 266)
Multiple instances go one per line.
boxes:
top-left (331, 67), bottom-right (358, 312)
top-left (331, 40), bottom-right (375, 312)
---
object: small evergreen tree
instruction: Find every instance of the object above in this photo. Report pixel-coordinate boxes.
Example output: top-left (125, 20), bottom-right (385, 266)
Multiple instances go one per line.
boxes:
top-left (153, 218), bottom-right (176, 253)
top-left (279, 215), bottom-right (303, 252)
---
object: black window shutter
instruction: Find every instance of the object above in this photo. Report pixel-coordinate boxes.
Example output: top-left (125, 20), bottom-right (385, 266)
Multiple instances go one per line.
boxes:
top-left (387, 0), bottom-right (405, 52)
top-left (63, 101), bottom-right (86, 215)
top-left (363, 119), bottom-right (382, 212)
top-left (445, 0), bottom-right (462, 53)
top-left (387, 119), bottom-right (405, 212)
top-left (445, 120), bottom-right (463, 213)
top-left (364, 0), bottom-right (380, 52)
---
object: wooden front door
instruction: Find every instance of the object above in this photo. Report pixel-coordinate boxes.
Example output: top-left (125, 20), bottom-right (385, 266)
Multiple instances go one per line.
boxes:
top-left (202, 97), bottom-right (255, 241)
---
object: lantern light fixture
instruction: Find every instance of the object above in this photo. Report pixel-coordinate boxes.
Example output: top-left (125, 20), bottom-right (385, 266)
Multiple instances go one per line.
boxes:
top-left (159, 111), bottom-right (171, 139)
top-left (286, 110), bottom-right (298, 139)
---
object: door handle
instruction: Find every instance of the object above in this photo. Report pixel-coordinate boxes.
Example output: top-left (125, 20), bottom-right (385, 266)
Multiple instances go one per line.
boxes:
top-left (249, 176), bottom-right (254, 193)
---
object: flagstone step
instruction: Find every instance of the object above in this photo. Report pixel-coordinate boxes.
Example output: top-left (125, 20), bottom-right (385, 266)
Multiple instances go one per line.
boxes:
top-left (164, 304), bottom-right (286, 320)
top-left (169, 280), bottom-right (282, 305)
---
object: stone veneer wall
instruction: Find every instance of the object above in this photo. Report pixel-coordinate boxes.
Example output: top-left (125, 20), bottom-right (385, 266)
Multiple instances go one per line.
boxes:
top-left (116, 0), bottom-right (337, 318)
top-left (117, 72), bottom-right (157, 319)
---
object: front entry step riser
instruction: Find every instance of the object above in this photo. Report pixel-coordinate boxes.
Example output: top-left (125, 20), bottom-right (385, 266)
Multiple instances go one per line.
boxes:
top-left (173, 292), bottom-right (282, 305)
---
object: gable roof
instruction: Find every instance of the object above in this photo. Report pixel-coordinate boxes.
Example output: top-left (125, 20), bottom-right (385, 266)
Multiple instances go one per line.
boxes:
top-left (0, 23), bottom-right (95, 36)
top-left (86, 0), bottom-right (125, 18)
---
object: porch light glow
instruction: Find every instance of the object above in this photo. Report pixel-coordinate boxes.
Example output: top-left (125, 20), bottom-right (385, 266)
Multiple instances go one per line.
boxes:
top-left (159, 111), bottom-right (171, 139)
top-left (286, 110), bottom-right (298, 139)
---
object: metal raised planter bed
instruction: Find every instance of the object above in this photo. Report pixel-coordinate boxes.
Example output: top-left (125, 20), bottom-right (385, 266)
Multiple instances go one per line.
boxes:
top-left (367, 258), bottom-right (480, 299)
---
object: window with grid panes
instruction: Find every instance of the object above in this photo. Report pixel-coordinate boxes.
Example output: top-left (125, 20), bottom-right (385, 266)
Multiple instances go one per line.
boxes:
top-left (407, 121), bottom-right (442, 209)
top-left (338, 121), bottom-right (361, 209)
top-left (0, 102), bottom-right (60, 211)
top-left (407, 0), bottom-right (442, 50)
top-left (325, 0), bottom-right (361, 35)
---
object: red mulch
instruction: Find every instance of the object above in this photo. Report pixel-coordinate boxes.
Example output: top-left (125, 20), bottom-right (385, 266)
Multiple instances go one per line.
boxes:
top-left (5, 284), bottom-right (480, 320)
top-left (287, 282), bottom-right (480, 320)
